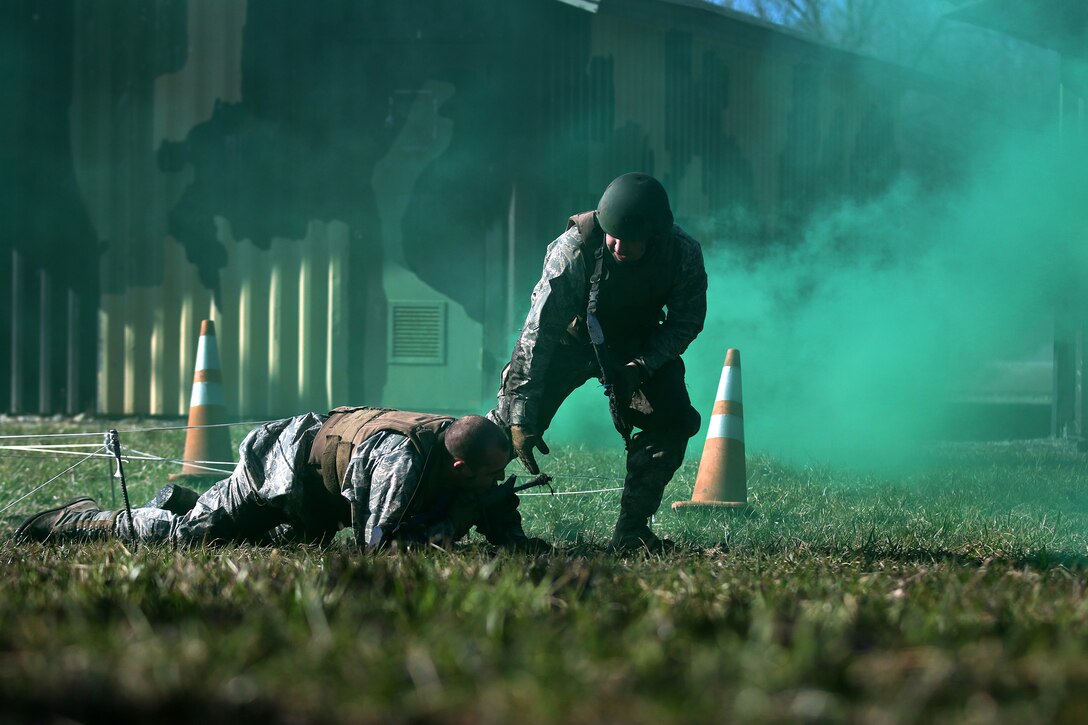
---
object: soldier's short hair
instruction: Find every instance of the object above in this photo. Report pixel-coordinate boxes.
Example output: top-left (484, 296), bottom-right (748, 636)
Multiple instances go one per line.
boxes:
top-left (445, 415), bottom-right (509, 465)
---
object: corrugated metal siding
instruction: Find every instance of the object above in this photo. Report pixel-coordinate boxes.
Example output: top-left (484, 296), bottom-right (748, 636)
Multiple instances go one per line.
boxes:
top-left (2, 1), bottom-right (99, 415)
top-left (10, 0), bottom-right (941, 418)
top-left (95, 221), bottom-right (351, 420)
top-left (5, 250), bottom-right (91, 415)
top-left (72, 0), bottom-right (351, 418)
top-left (513, 2), bottom-right (910, 261)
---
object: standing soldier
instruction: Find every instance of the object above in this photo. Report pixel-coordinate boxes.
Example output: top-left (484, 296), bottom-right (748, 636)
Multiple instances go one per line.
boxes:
top-left (490, 173), bottom-right (708, 550)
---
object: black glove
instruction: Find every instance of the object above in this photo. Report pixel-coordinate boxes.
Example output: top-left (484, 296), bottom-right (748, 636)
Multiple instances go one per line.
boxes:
top-left (473, 477), bottom-right (547, 552)
top-left (475, 478), bottom-right (521, 543)
top-left (510, 425), bottom-right (549, 475)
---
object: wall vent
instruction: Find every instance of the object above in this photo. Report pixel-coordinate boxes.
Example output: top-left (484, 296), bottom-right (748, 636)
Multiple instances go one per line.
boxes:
top-left (388, 301), bottom-right (446, 365)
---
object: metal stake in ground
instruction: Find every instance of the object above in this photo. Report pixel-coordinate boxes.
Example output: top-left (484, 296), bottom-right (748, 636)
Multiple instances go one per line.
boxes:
top-left (107, 429), bottom-right (137, 547)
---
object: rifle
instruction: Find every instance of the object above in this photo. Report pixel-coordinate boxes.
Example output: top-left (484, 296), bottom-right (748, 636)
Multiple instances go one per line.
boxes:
top-left (487, 472), bottom-right (554, 505)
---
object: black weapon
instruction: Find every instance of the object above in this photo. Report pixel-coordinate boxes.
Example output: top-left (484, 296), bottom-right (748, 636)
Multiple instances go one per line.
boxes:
top-left (514, 473), bottom-right (555, 493)
top-left (483, 472), bottom-right (555, 507)
top-left (465, 474), bottom-right (529, 520)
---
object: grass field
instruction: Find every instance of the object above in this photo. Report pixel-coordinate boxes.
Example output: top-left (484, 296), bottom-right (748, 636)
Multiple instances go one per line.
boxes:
top-left (2, 417), bottom-right (1088, 723)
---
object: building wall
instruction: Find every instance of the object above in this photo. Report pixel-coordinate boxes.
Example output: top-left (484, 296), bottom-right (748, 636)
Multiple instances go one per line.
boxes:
top-left (506, 0), bottom-right (910, 293)
top-left (67, 0), bottom-right (508, 417)
top-left (4, 0), bottom-right (947, 420)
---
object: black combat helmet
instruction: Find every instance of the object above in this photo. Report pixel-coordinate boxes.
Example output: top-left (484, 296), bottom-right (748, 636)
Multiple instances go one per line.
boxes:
top-left (595, 172), bottom-right (674, 241)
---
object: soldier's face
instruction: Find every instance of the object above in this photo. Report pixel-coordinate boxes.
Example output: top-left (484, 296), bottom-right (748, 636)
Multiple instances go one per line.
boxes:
top-left (456, 444), bottom-right (509, 492)
top-left (605, 233), bottom-right (648, 263)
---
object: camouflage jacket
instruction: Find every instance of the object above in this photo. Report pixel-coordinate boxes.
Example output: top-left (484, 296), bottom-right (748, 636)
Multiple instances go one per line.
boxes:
top-left (498, 221), bottom-right (708, 428)
top-left (342, 427), bottom-right (524, 549)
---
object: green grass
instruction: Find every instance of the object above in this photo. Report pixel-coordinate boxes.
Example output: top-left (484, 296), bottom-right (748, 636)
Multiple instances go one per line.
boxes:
top-left (2, 418), bottom-right (1088, 723)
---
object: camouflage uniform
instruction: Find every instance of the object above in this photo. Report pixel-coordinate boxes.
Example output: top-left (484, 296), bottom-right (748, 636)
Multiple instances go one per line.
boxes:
top-left (491, 216), bottom-right (707, 540)
top-left (80, 414), bottom-right (526, 548)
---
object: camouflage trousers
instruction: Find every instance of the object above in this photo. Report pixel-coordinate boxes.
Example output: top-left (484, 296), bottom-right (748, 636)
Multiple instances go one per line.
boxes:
top-left (106, 413), bottom-right (346, 545)
top-left (493, 340), bottom-right (700, 527)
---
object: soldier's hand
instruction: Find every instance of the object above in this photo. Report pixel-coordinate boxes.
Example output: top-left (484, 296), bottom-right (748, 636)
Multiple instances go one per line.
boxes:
top-left (510, 425), bottom-right (549, 475)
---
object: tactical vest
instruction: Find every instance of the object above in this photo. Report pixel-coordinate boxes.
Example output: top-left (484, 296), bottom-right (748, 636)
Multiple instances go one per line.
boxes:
top-left (308, 406), bottom-right (454, 497)
top-left (567, 211), bottom-right (677, 353)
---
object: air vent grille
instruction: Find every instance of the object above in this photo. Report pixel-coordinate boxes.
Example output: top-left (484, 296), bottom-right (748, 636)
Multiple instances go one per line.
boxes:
top-left (388, 301), bottom-right (446, 365)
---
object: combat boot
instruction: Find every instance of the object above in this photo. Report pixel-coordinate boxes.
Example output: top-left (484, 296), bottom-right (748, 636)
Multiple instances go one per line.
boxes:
top-left (610, 430), bottom-right (687, 552)
top-left (610, 512), bottom-right (671, 552)
top-left (14, 498), bottom-right (120, 543)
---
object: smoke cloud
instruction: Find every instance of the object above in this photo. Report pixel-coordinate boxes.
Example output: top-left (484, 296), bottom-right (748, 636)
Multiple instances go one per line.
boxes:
top-left (548, 123), bottom-right (1087, 471)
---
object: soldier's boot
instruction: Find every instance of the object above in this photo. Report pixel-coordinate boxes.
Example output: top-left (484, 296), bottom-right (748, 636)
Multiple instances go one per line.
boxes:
top-left (610, 431), bottom-right (687, 552)
top-left (14, 498), bottom-right (121, 543)
top-left (142, 483), bottom-right (200, 515)
top-left (611, 511), bottom-right (667, 552)
top-left (611, 482), bottom-right (673, 552)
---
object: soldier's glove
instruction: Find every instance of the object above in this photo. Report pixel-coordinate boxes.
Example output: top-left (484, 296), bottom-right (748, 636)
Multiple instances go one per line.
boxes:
top-left (510, 425), bottom-right (549, 475)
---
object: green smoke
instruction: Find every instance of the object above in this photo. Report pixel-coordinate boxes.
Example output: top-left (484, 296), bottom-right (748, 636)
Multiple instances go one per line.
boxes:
top-left (513, 0), bottom-right (1087, 471)
top-left (548, 123), bottom-right (1086, 470)
top-left (702, 124), bottom-right (1085, 467)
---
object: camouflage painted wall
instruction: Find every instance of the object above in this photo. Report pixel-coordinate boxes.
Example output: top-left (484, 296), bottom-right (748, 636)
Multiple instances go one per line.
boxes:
top-left (2, 0), bottom-right (938, 416)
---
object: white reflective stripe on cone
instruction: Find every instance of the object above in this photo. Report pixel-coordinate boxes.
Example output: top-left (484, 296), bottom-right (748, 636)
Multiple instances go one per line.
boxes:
top-left (715, 366), bottom-right (742, 403)
top-left (706, 413), bottom-right (744, 442)
top-left (189, 382), bottom-right (226, 407)
top-left (194, 335), bottom-right (221, 371)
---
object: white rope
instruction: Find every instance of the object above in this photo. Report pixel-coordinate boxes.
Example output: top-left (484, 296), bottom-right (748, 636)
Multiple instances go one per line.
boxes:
top-left (122, 443), bottom-right (233, 466)
top-left (520, 486), bottom-right (624, 496)
top-left (152, 459), bottom-right (236, 476)
top-left (0, 446), bottom-right (141, 459)
top-left (0, 443), bottom-right (236, 469)
top-left (120, 444), bottom-right (235, 476)
top-left (0, 442), bottom-right (104, 448)
top-left (0, 445), bottom-right (231, 469)
top-left (111, 420), bottom-right (273, 435)
top-left (0, 439), bottom-right (236, 463)
top-left (0, 419), bottom-right (269, 441)
top-left (0, 449), bottom-right (102, 517)
top-left (120, 445), bottom-right (163, 460)
top-left (0, 430), bottom-right (107, 440)
top-left (548, 474), bottom-right (626, 483)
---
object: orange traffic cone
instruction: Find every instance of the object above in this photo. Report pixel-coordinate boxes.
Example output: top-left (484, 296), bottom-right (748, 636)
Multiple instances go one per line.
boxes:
top-left (170, 320), bottom-right (235, 480)
top-left (672, 348), bottom-right (748, 510)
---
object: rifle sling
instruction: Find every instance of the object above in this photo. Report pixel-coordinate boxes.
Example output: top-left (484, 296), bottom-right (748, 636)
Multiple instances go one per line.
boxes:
top-left (587, 243), bottom-right (609, 372)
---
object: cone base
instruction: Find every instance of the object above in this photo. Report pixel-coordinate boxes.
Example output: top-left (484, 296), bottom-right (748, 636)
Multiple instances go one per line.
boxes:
top-left (671, 500), bottom-right (749, 512)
